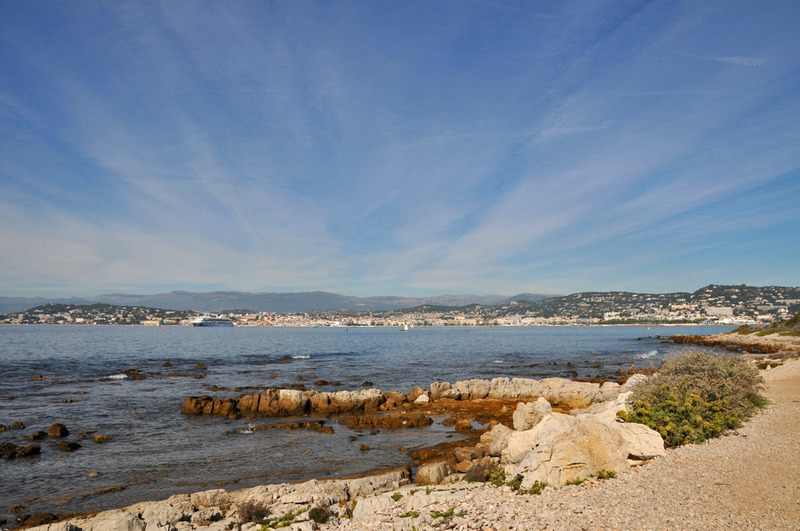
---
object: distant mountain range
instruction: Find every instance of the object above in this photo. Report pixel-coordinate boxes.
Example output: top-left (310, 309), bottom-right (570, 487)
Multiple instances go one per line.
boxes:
top-left (0, 291), bottom-right (554, 314)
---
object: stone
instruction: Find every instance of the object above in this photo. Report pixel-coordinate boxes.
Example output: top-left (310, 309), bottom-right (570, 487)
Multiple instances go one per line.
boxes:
top-left (48, 423), bottom-right (69, 438)
top-left (480, 424), bottom-right (513, 457)
top-left (429, 381), bottom-right (451, 400)
top-left (352, 495), bottom-right (394, 521)
top-left (501, 413), bottom-right (577, 463)
top-left (505, 415), bottom-right (630, 489)
top-left (415, 461), bottom-right (455, 485)
top-left (605, 420), bottom-right (666, 460)
top-left (338, 411), bottom-right (433, 430)
top-left (57, 441), bottom-right (81, 452)
top-left (452, 379), bottom-right (490, 400)
top-left (454, 419), bottom-right (474, 431)
top-left (277, 389), bottom-right (309, 415)
top-left (91, 511), bottom-right (146, 531)
top-left (94, 434), bottom-right (114, 443)
top-left (623, 373), bottom-right (650, 390)
top-left (512, 397), bottom-right (552, 431)
top-left (413, 394), bottom-right (430, 404)
top-left (407, 386), bottom-right (427, 402)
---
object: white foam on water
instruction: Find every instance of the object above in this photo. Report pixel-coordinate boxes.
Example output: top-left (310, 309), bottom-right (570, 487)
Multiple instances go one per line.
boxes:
top-left (292, 355), bottom-right (311, 359)
top-left (492, 360), bottom-right (504, 364)
top-left (635, 350), bottom-right (658, 359)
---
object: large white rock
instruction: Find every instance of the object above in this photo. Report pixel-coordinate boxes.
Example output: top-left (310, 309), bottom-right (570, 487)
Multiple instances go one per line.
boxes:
top-left (512, 397), bottom-right (552, 431)
top-left (89, 511), bottom-right (146, 531)
top-left (501, 413), bottom-right (577, 463)
top-left (414, 462), bottom-right (455, 485)
top-left (505, 415), bottom-right (630, 489)
top-left (605, 421), bottom-right (666, 460)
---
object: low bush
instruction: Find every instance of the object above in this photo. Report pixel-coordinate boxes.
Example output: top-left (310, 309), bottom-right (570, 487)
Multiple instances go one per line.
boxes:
top-left (236, 500), bottom-right (271, 525)
top-left (619, 350), bottom-right (765, 446)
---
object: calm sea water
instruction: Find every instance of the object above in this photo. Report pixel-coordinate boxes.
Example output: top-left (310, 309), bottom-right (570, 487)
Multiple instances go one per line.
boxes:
top-left (0, 324), bottom-right (731, 522)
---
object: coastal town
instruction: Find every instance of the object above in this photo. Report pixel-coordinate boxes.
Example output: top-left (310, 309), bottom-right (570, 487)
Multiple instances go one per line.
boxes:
top-left (2, 285), bottom-right (798, 328)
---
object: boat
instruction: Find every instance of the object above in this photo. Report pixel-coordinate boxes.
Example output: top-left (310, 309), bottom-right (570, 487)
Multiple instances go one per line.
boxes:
top-left (191, 315), bottom-right (234, 327)
top-left (402, 324), bottom-right (409, 331)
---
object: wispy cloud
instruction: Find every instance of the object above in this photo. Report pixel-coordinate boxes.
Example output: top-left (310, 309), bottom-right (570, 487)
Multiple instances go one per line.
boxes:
top-left (1, 1), bottom-right (798, 297)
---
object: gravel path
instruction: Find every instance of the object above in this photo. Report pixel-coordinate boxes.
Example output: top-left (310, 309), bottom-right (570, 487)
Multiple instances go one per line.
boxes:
top-left (326, 359), bottom-right (800, 530)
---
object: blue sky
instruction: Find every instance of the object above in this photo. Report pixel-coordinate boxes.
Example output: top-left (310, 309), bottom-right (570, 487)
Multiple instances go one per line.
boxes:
top-left (1, 1), bottom-right (798, 298)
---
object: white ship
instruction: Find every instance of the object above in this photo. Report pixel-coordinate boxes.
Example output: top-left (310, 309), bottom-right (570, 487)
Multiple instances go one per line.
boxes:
top-left (191, 315), bottom-right (234, 327)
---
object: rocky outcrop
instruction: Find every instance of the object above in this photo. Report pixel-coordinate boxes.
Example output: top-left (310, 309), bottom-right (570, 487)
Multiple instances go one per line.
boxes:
top-left (338, 411), bottom-right (433, 430)
top-left (0, 442), bottom-right (41, 459)
top-left (23, 468), bottom-right (412, 531)
top-left (182, 375), bottom-right (621, 421)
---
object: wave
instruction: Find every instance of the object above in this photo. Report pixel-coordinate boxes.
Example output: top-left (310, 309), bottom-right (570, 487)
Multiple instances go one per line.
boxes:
top-left (635, 350), bottom-right (658, 359)
top-left (102, 374), bottom-right (128, 380)
top-left (492, 360), bottom-right (504, 364)
top-left (292, 355), bottom-right (311, 360)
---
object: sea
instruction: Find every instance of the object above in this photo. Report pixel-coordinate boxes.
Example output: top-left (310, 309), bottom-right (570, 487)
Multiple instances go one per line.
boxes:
top-left (0, 324), bottom-right (732, 523)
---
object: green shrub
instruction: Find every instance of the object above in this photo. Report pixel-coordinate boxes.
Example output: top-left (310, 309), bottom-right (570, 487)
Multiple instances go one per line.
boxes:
top-left (391, 492), bottom-right (403, 502)
top-left (619, 350), bottom-right (765, 446)
top-left (595, 470), bottom-right (616, 480)
top-left (524, 480), bottom-right (547, 494)
top-left (398, 510), bottom-right (419, 518)
top-left (485, 466), bottom-right (506, 487)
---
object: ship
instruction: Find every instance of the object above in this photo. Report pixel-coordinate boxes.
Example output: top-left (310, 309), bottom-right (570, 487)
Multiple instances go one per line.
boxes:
top-left (191, 315), bottom-right (234, 327)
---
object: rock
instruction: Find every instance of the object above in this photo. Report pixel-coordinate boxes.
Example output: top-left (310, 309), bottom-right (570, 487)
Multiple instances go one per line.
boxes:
top-left (501, 413), bottom-right (578, 463)
top-left (94, 434), bottom-right (114, 443)
top-left (10, 421), bottom-right (25, 430)
top-left (27, 430), bottom-right (47, 440)
top-left (623, 373), bottom-right (650, 390)
top-left (606, 421), bottom-right (666, 460)
top-left (90, 510), bottom-right (146, 531)
top-left (479, 424), bottom-right (512, 456)
top-left (464, 457), bottom-right (499, 482)
top-left (413, 394), bottom-right (430, 404)
top-left (453, 446), bottom-right (485, 462)
top-left (415, 461), bottom-right (455, 485)
top-left (572, 391), bottom-right (632, 423)
top-left (512, 397), bottom-right (552, 431)
top-left (47, 423), bottom-right (69, 439)
top-left (57, 441), bottom-right (81, 452)
top-left (452, 379), bottom-right (490, 400)
top-left (277, 389), bottom-right (310, 415)
top-left (15, 513), bottom-right (58, 528)
top-left (407, 386), bottom-right (427, 402)
top-left (360, 444), bottom-right (371, 451)
top-left (339, 411), bottom-right (433, 430)
top-left (191, 488), bottom-right (232, 509)
top-left (505, 415), bottom-right (630, 488)
top-left (454, 419), bottom-right (474, 431)
top-left (352, 495), bottom-right (394, 521)
top-left (1, 442), bottom-right (41, 459)
top-left (429, 381), bottom-right (451, 400)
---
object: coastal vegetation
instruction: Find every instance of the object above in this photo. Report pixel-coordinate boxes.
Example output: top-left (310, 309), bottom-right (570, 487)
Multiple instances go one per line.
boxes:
top-left (618, 350), bottom-right (765, 446)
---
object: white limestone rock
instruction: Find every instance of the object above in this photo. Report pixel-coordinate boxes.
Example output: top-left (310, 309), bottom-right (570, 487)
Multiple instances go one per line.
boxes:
top-left (512, 397), bottom-right (552, 431)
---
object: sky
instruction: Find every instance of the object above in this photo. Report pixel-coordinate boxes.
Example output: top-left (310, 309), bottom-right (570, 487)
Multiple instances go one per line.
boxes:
top-left (1, 1), bottom-right (799, 298)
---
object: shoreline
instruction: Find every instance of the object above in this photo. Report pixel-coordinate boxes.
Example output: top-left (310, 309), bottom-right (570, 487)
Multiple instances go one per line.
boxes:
top-left (8, 331), bottom-right (798, 530)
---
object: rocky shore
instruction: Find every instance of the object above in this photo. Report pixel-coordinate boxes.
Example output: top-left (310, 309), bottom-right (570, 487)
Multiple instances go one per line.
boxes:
top-left (671, 329), bottom-right (800, 357)
top-left (11, 335), bottom-right (799, 531)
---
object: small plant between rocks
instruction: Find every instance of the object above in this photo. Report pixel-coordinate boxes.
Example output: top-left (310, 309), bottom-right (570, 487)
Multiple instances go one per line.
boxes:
top-left (236, 500), bottom-right (271, 526)
top-left (595, 470), bottom-right (616, 480)
top-left (398, 510), bottom-right (419, 518)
